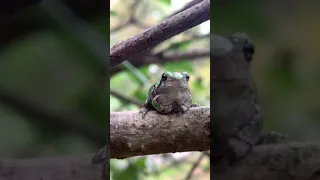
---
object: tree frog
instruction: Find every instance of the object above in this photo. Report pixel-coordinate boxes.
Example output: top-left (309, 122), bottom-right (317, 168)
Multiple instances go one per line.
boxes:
top-left (139, 72), bottom-right (199, 118)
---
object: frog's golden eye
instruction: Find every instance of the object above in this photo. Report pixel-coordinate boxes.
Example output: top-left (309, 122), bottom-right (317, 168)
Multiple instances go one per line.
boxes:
top-left (161, 73), bottom-right (167, 81)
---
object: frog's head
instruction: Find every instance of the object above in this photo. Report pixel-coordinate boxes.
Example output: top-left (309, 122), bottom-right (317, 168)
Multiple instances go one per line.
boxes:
top-left (158, 72), bottom-right (190, 89)
top-left (211, 32), bottom-right (255, 81)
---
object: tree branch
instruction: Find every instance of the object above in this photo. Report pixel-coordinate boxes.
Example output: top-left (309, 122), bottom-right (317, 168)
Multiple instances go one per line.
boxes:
top-left (168, 0), bottom-right (205, 18)
top-left (110, 0), bottom-right (210, 67)
top-left (110, 106), bottom-right (210, 159)
top-left (110, 0), bottom-right (145, 33)
top-left (0, 155), bottom-right (106, 180)
top-left (184, 152), bottom-right (206, 180)
top-left (110, 89), bottom-right (143, 107)
top-left (157, 49), bottom-right (210, 61)
top-left (1, 142), bottom-right (319, 180)
top-left (212, 142), bottom-right (320, 180)
top-left (110, 49), bottom-right (209, 76)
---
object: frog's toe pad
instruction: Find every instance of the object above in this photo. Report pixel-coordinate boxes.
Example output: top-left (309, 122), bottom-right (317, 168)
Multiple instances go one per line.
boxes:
top-left (191, 103), bottom-right (200, 107)
top-left (139, 108), bottom-right (150, 118)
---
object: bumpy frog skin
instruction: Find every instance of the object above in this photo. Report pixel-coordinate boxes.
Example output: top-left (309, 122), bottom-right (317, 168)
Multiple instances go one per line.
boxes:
top-left (139, 72), bottom-right (198, 118)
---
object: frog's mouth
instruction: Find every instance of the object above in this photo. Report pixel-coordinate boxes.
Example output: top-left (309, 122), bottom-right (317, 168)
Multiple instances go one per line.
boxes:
top-left (158, 87), bottom-right (188, 93)
top-left (158, 88), bottom-right (189, 100)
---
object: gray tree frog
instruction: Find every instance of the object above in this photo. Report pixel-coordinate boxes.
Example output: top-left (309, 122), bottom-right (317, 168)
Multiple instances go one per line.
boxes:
top-left (139, 72), bottom-right (199, 118)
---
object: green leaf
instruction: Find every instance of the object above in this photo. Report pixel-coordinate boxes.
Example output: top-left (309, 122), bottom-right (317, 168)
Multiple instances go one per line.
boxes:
top-left (166, 40), bottom-right (193, 51)
top-left (158, 0), bottom-right (171, 6)
top-left (111, 163), bottom-right (140, 180)
top-left (134, 87), bottom-right (148, 102)
top-left (193, 77), bottom-right (204, 91)
top-left (165, 61), bottom-right (194, 73)
top-left (135, 157), bottom-right (146, 169)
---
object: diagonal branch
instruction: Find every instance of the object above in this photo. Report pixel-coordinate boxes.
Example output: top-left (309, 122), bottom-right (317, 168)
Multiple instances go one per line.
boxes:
top-left (184, 152), bottom-right (206, 180)
top-left (168, 0), bottom-right (205, 18)
top-left (110, 0), bottom-right (145, 33)
top-left (110, 106), bottom-right (210, 159)
top-left (110, 89), bottom-right (143, 107)
top-left (110, 0), bottom-right (210, 67)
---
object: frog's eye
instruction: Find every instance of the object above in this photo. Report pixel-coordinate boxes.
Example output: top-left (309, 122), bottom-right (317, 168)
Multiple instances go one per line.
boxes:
top-left (161, 73), bottom-right (167, 81)
top-left (185, 74), bottom-right (190, 81)
top-left (243, 40), bottom-right (254, 62)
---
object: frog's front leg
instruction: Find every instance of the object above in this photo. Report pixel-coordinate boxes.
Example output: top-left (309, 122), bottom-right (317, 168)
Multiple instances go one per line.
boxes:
top-left (176, 98), bottom-right (191, 114)
top-left (152, 94), bottom-right (174, 114)
top-left (139, 100), bottom-right (155, 118)
top-left (176, 98), bottom-right (199, 115)
top-left (191, 103), bottom-right (200, 107)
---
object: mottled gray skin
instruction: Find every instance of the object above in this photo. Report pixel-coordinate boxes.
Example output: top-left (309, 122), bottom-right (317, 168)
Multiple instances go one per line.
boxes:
top-left (211, 33), bottom-right (262, 167)
top-left (139, 72), bottom-right (198, 118)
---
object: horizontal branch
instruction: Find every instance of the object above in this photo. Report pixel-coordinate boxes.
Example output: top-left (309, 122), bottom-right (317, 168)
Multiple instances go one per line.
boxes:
top-left (1, 142), bottom-right (319, 179)
top-left (159, 49), bottom-right (210, 61)
top-left (213, 141), bottom-right (320, 180)
top-left (110, 106), bottom-right (210, 159)
top-left (110, 0), bottom-right (210, 67)
top-left (110, 49), bottom-right (209, 76)
top-left (0, 155), bottom-right (105, 180)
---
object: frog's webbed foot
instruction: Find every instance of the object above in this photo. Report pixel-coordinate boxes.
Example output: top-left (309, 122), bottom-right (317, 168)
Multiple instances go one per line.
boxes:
top-left (191, 103), bottom-right (200, 107)
top-left (172, 102), bottom-right (188, 117)
top-left (139, 107), bottom-right (150, 118)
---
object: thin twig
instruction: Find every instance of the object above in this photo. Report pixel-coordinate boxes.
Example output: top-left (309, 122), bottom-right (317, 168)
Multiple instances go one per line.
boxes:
top-left (110, 89), bottom-right (144, 107)
top-left (184, 153), bottom-right (206, 180)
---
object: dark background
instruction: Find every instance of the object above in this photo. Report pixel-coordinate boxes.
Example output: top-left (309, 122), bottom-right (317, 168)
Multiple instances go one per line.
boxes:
top-left (0, 0), bottom-right (108, 159)
top-left (213, 0), bottom-right (320, 140)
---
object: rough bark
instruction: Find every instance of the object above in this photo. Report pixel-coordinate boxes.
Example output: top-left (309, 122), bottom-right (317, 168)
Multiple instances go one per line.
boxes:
top-left (1, 142), bottom-right (320, 179)
top-left (0, 155), bottom-right (107, 180)
top-left (213, 142), bottom-right (320, 180)
top-left (110, 106), bottom-right (210, 159)
top-left (110, 0), bottom-right (210, 67)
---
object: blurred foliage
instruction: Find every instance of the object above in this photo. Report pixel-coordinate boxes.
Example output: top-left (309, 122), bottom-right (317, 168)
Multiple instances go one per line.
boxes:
top-left (0, 0), bottom-right (108, 158)
top-left (110, 0), bottom-right (209, 179)
top-left (213, 0), bottom-right (320, 140)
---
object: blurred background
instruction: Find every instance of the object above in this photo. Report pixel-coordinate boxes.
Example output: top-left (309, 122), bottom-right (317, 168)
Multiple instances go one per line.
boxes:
top-left (0, 0), bottom-right (108, 160)
top-left (110, 0), bottom-right (210, 179)
top-left (213, 0), bottom-right (320, 140)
